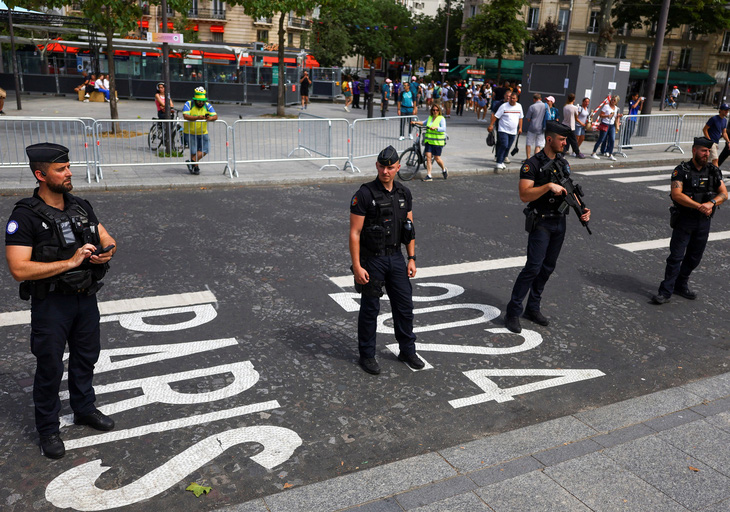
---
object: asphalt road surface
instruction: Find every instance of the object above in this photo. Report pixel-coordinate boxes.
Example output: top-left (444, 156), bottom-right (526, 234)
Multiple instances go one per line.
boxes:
top-left (1, 166), bottom-right (728, 511)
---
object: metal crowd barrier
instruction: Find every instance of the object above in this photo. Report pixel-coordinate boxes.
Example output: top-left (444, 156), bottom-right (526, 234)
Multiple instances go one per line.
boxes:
top-left (616, 114), bottom-right (682, 155)
top-left (230, 117), bottom-right (350, 173)
top-left (676, 113), bottom-right (711, 146)
top-left (348, 116), bottom-right (419, 172)
top-left (92, 119), bottom-right (233, 179)
top-left (0, 117), bottom-right (97, 182)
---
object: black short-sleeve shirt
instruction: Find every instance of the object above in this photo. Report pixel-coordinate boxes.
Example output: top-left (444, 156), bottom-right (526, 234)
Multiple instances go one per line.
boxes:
top-left (350, 178), bottom-right (412, 218)
top-left (670, 161), bottom-right (723, 185)
top-left (520, 152), bottom-right (562, 212)
top-left (5, 190), bottom-right (98, 248)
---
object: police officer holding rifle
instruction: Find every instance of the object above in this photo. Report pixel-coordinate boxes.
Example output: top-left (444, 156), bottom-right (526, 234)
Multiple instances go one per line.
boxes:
top-left (5, 143), bottom-right (117, 459)
top-left (504, 121), bottom-right (591, 334)
top-left (651, 136), bottom-right (727, 304)
top-left (349, 146), bottom-right (424, 375)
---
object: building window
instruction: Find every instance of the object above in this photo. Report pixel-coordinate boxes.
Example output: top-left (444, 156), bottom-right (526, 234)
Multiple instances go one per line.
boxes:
top-left (288, 32), bottom-right (294, 46)
top-left (722, 32), bottom-right (730, 53)
top-left (644, 46), bottom-right (653, 61)
top-left (470, 4), bottom-right (477, 17)
top-left (557, 9), bottom-right (570, 32)
top-left (678, 48), bottom-right (691, 70)
top-left (588, 11), bottom-right (599, 33)
top-left (212, 0), bottom-right (224, 17)
top-left (614, 44), bottom-right (627, 59)
top-left (616, 23), bottom-right (631, 36)
top-left (257, 29), bottom-right (269, 43)
top-left (718, 62), bottom-right (729, 72)
top-left (558, 40), bottom-right (565, 55)
top-left (527, 7), bottom-right (540, 30)
top-left (586, 42), bottom-right (598, 56)
top-left (211, 32), bottom-right (223, 43)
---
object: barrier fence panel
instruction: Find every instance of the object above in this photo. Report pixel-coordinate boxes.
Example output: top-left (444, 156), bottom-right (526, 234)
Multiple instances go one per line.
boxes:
top-left (93, 119), bottom-right (233, 179)
top-left (349, 116), bottom-right (419, 172)
top-left (0, 117), bottom-right (96, 182)
top-left (230, 118), bottom-right (350, 173)
top-left (616, 114), bottom-right (682, 154)
top-left (678, 113), bottom-right (712, 145)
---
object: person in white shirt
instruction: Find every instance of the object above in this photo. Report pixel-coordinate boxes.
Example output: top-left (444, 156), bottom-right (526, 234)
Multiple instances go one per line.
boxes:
top-left (94, 74), bottom-right (110, 102)
top-left (488, 92), bottom-right (523, 169)
top-left (590, 95), bottom-right (621, 161)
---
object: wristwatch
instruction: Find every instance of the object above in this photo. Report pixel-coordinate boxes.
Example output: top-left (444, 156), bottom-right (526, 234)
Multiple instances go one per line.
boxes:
top-left (711, 199), bottom-right (717, 205)
top-left (407, 255), bottom-right (417, 261)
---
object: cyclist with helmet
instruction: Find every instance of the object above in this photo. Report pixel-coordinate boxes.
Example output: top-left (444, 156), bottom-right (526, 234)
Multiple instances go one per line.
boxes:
top-left (182, 87), bottom-right (217, 175)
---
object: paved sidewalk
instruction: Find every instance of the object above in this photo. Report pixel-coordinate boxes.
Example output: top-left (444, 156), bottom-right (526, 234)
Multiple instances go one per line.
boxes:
top-left (0, 91), bottom-right (714, 195)
top-left (220, 372), bottom-right (730, 512)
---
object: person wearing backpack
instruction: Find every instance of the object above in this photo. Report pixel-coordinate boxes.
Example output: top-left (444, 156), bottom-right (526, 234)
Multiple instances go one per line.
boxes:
top-left (442, 82), bottom-right (453, 117)
top-left (397, 82), bottom-right (416, 140)
top-left (433, 82), bottom-right (442, 109)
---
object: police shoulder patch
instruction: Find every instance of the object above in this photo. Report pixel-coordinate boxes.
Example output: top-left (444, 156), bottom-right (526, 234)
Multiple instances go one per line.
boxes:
top-left (351, 195), bottom-right (358, 207)
top-left (522, 164), bottom-right (530, 173)
top-left (6, 220), bottom-right (18, 235)
top-left (672, 170), bottom-right (678, 177)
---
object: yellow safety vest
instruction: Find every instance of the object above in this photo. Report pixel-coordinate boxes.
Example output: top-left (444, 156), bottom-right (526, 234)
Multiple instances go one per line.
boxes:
top-left (423, 115), bottom-right (445, 146)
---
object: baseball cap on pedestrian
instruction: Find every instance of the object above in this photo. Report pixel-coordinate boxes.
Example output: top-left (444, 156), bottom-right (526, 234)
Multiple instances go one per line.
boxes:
top-left (436, 81), bottom-right (441, 85)
top-left (545, 96), bottom-right (555, 103)
top-left (385, 78), bottom-right (392, 84)
top-left (377, 145), bottom-right (399, 166)
top-left (545, 120), bottom-right (570, 137)
top-left (693, 137), bottom-right (713, 149)
top-left (26, 142), bottom-right (70, 163)
top-left (411, 76), bottom-right (417, 81)
top-left (193, 86), bottom-right (208, 102)
top-left (720, 103), bottom-right (730, 111)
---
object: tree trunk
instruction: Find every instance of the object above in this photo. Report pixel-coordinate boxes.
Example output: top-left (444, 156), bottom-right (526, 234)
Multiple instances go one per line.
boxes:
top-left (496, 54), bottom-right (503, 84)
top-left (277, 13), bottom-right (286, 117)
top-left (596, 0), bottom-right (614, 57)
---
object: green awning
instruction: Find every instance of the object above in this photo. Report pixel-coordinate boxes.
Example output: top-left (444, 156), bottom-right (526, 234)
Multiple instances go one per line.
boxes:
top-left (452, 59), bottom-right (524, 80)
top-left (629, 69), bottom-right (716, 86)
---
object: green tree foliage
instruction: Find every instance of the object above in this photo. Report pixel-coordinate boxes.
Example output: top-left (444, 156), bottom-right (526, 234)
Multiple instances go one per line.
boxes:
top-left (459, 0), bottom-right (529, 82)
top-left (232, 0), bottom-right (342, 116)
top-left (529, 17), bottom-right (561, 55)
top-left (309, 10), bottom-right (350, 67)
top-left (612, 0), bottom-right (730, 34)
top-left (410, 2), bottom-right (463, 69)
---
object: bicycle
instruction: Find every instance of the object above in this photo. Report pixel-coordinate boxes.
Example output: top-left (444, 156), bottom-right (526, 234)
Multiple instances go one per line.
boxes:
top-left (148, 108), bottom-right (185, 152)
top-left (664, 96), bottom-right (678, 110)
top-left (397, 125), bottom-right (426, 181)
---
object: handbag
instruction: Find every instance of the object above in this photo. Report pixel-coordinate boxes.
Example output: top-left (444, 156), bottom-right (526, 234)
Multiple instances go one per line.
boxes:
top-left (597, 122), bottom-right (609, 132)
top-left (486, 131), bottom-right (495, 147)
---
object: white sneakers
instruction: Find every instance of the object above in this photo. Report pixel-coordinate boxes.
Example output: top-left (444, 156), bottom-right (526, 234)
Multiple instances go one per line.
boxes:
top-left (608, 155), bottom-right (617, 161)
top-left (409, 133), bottom-right (414, 140)
top-left (344, 106), bottom-right (349, 112)
top-left (399, 136), bottom-right (405, 141)
top-left (590, 153), bottom-right (600, 160)
top-left (495, 162), bottom-right (506, 170)
top-left (84, 93), bottom-right (90, 98)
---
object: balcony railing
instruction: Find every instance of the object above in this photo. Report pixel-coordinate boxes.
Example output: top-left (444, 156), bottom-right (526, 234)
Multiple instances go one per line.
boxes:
top-left (288, 16), bottom-right (312, 30)
top-left (156, 6), bottom-right (176, 17)
top-left (188, 8), bottom-right (226, 20)
top-left (254, 16), bottom-right (273, 25)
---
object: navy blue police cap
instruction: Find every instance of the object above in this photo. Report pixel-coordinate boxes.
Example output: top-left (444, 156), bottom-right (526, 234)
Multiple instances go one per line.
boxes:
top-left (377, 145), bottom-right (399, 166)
top-left (545, 120), bottom-right (571, 137)
top-left (26, 142), bottom-right (70, 163)
top-left (693, 136), bottom-right (713, 149)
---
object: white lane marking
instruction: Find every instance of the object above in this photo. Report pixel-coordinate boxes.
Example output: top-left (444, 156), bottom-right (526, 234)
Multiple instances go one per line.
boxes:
top-left (46, 426), bottom-right (302, 510)
top-left (575, 166), bottom-right (673, 176)
top-left (328, 256), bottom-right (526, 288)
top-left (64, 400), bottom-right (281, 450)
top-left (611, 174), bottom-right (671, 183)
top-left (378, 303), bottom-right (501, 334)
top-left (647, 184), bottom-right (671, 192)
top-left (0, 290), bottom-right (217, 328)
top-left (615, 230), bottom-right (730, 252)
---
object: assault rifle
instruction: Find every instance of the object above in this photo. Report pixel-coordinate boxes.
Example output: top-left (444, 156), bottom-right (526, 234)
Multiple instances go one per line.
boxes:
top-left (544, 155), bottom-right (592, 234)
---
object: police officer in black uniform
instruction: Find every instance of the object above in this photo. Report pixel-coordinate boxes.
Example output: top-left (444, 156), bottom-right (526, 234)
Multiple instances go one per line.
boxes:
top-left (5, 143), bottom-right (117, 459)
top-left (349, 146), bottom-right (425, 375)
top-left (651, 137), bottom-right (727, 304)
top-left (505, 121), bottom-right (592, 334)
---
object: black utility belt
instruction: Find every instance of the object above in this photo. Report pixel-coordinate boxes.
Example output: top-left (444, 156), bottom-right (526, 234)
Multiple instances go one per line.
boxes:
top-left (381, 245), bottom-right (401, 255)
top-left (533, 211), bottom-right (565, 219)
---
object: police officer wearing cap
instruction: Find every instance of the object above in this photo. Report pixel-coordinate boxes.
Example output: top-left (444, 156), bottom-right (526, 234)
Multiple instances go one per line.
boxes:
top-left (349, 145), bottom-right (424, 375)
top-left (5, 143), bottom-right (117, 459)
top-left (504, 121), bottom-right (591, 334)
top-left (651, 137), bottom-right (727, 305)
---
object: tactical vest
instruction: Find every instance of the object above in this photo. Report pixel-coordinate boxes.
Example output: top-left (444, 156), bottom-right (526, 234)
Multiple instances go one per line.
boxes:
top-left (530, 152), bottom-right (566, 213)
top-left (674, 161), bottom-right (720, 212)
top-left (14, 194), bottom-right (106, 298)
top-left (360, 180), bottom-right (407, 256)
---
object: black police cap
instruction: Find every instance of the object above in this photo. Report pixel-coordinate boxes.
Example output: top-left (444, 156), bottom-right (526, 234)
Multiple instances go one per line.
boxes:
top-left (545, 120), bottom-right (571, 137)
top-left (377, 145), bottom-right (399, 166)
top-left (25, 142), bottom-right (70, 163)
top-left (693, 136), bottom-right (713, 149)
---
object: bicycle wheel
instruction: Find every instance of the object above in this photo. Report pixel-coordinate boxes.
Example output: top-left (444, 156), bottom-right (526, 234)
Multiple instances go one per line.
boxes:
top-left (148, 123), bottom-right (163, 150)
top-left (397, 147), bottom-right (421, 181)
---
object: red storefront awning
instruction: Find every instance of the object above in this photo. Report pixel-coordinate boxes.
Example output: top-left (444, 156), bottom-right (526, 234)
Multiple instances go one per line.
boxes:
top-left (158, 22), bottom-right (174, 30)
top-left (210, 25), bottom-right (225, 33)
top-left (137, 20), bottom-right (149, 28)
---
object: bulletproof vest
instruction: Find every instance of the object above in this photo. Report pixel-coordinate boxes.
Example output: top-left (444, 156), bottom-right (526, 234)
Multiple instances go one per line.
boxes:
top-left (360, 180), bottom-right (406, 256)
top-left (14, 194), bottom-right (106, 288)
top-left (675, 161), bottom-right (719, 207)
top-left (530, 152), bottom-right (566, 212)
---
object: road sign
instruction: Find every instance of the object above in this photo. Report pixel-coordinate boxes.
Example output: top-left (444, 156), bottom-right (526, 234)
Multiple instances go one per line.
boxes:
top-left (458, 56), bottom-right (475, 66)
top-left (439, 62), bottom-right (449, 67)
top-left (419, 67), bottom-right (425, 73)
top-left (439, 68), bottom-right (449, 73)
top-left (467, 69), bottom-right (485, 75)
